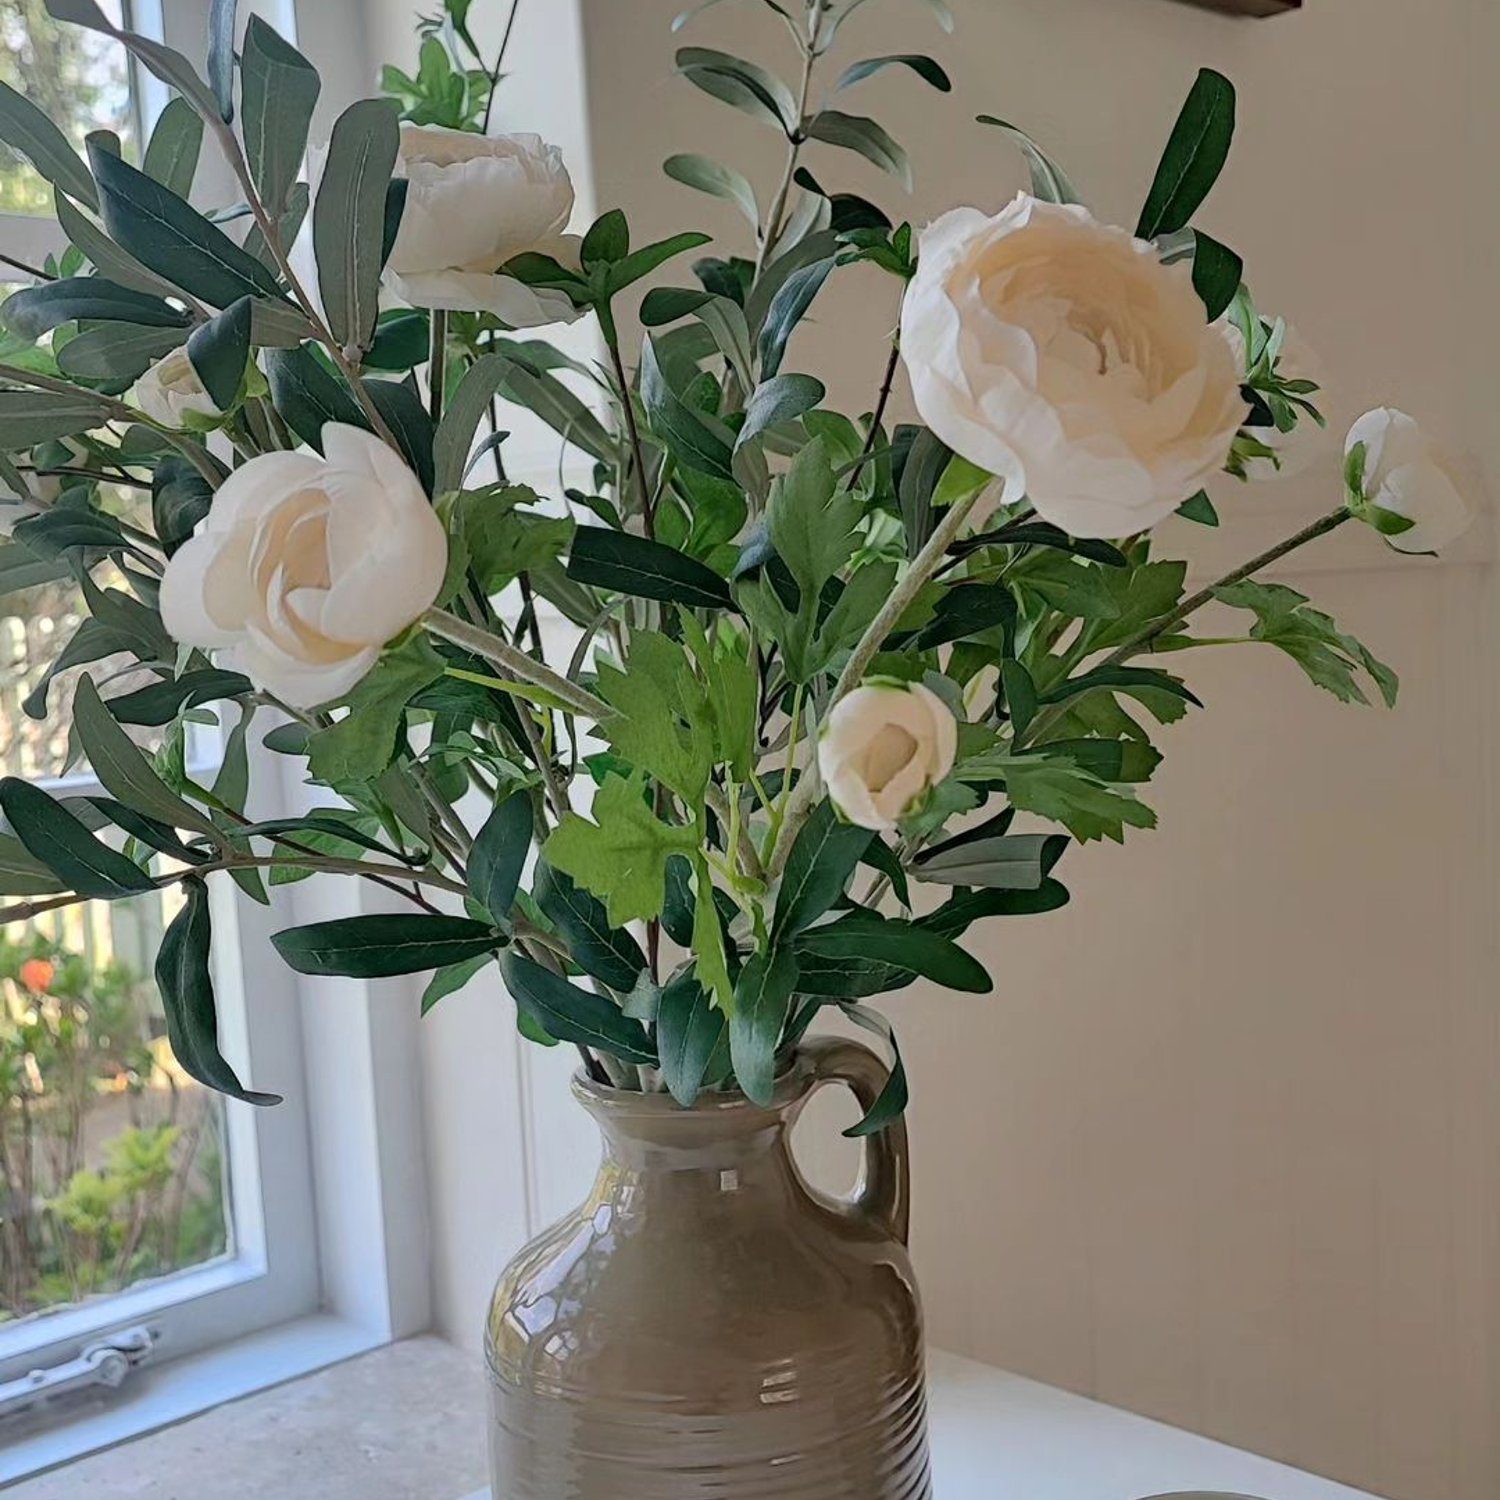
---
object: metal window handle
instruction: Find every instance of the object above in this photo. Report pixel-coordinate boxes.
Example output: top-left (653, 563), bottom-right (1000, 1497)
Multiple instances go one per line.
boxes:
top-left (0, 1326), bottom-right (156, 1421)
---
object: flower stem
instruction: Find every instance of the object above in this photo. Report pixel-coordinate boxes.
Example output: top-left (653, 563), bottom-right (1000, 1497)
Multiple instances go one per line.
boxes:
top-left (429, 308), bottom-right (449, 424)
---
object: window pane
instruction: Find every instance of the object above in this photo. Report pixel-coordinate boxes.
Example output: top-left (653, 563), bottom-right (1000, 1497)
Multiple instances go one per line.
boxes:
top-left (0, 0), bottom-right (138, 217)
top-left (0, 888), bottom-right (235, 1324)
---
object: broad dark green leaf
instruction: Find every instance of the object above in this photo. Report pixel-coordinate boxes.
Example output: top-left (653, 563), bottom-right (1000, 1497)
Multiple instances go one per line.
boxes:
top-left (535, 862), bottom-right (648, 994)
top-left (729, 946), bottom-right (798, 1105)
top-left (264, 343), bottom-right (366, 450)
top-left (208, 0), bottom-right (238, 121)
top-left (657, 972), bottom-right (726, 1107)
top-left (54, 191), bottom-right (181, 299)
top-left (89, 143), bottom-right (283, 307)
top-left (0, 777), bottom-right (156, 898)
top-left (919, 879), bottom-right (1071, 939)
top-left (839, 1002), bottom-right (909, 1137)
top-left (432, 352), bottom-right (510, 495)
top-left (187, 295), bottom-right (252, 410)
top-left (567, 526), bottom-right (733, 610)
top-left (109, 668), bottom-right (253, 725)
top-left (581, 208), bottom-right (630, 267)
top-left (772, 799), bottom-right (872, 939)
top-left (915, 580), bottom-right (1016, 650)
top-left (468, 792), bottom-right (532, 925)
top-left (913, 831), bottom-right (1069, 890)
top-left (0, 78), bottom-right (98, 208)
top-left (805, 111), bottom-right (912, 190)
top-left (142, 97), bottom-right (203, 198)
top-left (151, 455), bottom-right (214, 555)
top-left (13, 507), bottom-right (131, 558)
top-left (836, 54), bottom-right (951, 93)
top-left (1137, 68), bottom-right (1237, 240)
top-left (273, 913), bottom-right (499, 978)
top-left (55, 322), bottom-right (188, 389)
top-left (639, 334), bottom-right (736, 478)
top-left (421, 953), bottom-right (491, 1015)
top-left (1177, 489), bottom-right (1219, 527)
top-left (87, 797), bottom-right (206, 864)
top-left (793, 951), bottom-right (913, 999)
top-left (158, 876), bottom-right (281, 1105)
top-left (73, 675), bottom-right (217, 835)
top-left (605, 231), bottom-right (713, 296)
top-left (2, 277), bottom-right (189, 339)
top-left (0, 831), bottom-right (65, 896)
top-left (798, 911), bottom-right (991, 993)
top-left (1040, 663), bottom-right (1203, 716)
top-left (314, 98), bottom-right (400, 350)
top-left (240, 16), bottom-right (321, 218)
top-left (364, 378), bottom-right (435, 494)
top-left (1192, 230), bottom-right (1243, 321)
top-left (499, 950), bottom-right (656, 1063)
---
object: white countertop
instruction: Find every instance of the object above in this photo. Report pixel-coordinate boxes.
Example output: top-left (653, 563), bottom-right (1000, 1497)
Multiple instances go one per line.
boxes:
top-left (464, 1349), bottom-right (1387, 1500)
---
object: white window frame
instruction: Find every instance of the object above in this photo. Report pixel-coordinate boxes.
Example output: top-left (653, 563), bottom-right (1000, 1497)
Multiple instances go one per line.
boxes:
top-left (0, 0), bottom-right (431, 1483)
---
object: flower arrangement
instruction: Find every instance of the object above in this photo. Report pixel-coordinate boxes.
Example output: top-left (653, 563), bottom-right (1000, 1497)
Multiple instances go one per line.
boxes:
top-left (0, 0), bottom-right (1471, 1132)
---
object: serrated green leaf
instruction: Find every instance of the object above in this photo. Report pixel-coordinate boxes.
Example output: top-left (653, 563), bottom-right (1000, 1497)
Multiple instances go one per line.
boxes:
top-left (306, 637), bottom-right (446, 780)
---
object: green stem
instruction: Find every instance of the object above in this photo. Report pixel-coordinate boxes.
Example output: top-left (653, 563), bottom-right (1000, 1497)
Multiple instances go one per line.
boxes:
top-left (753, 15), bottom-right (822, 278)
top-left (599, 303), bottom-right (653, 536)
top-left (429, 308), bottom-right (449, 424)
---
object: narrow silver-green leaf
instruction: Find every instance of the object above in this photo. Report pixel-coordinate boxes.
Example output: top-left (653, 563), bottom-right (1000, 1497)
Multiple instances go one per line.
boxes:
top-left (663, 153), bottom-right (759, 229)
top-left (0, 78), bottom-right (98, 209)
top-left (241, 16), bottom-right (320, 218)
top-left (142, 97), bottom-right (203, 199)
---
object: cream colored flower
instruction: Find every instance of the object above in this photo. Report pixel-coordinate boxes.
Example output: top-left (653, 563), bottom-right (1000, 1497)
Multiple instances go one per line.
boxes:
top-left (132, 346), bottom-right (220, 429)
top-left (818, 680), bottom-right (959, 832)
top-left (384, 125), bottom-right (583, 327)
top-left (900, 195), bottom-right (1248, 538)
top-left (1345, 407), bottom-right (1473, 555)
top-left (160, 425), bottom-right (448, 708)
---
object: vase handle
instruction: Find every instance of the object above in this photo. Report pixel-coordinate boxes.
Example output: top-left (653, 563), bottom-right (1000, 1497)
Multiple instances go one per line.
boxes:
top-left (801, 1037), bottom-right (911, 1246)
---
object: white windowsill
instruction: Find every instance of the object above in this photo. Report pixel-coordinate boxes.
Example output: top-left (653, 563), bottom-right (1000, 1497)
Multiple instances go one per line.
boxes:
top-left (1, 1313), bottom-right (385, 1487)
top-left (462, 1348), bottom-right (1389, 1500)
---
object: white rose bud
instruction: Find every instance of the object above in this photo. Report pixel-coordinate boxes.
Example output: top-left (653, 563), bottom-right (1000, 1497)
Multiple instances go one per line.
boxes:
top-left (384, 124), bottom-right (584, 327)
top-left (1345, 407), bottom-right (1473, 555)
top-left (132, 346), bottom-right (222, 429)
top-left (818, 680), bottom-right (959, 833)
top-left (160, 425), bottom-right (448, 709)
top-left (900, 195), bottom-right (1248, 539)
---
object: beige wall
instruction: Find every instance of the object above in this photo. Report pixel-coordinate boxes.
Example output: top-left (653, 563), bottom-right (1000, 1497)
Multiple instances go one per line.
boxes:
top-left (360, 1), bottom-right (1500, 1496)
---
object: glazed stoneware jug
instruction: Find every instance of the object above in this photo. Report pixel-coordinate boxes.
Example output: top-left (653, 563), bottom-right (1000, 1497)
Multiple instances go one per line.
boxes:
top-left (485, 1037), bottom-right (933, 1498)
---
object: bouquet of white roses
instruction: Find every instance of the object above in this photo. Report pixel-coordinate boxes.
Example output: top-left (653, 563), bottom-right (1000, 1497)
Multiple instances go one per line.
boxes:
top-left (0, 0), bottom-right (1469, 1131)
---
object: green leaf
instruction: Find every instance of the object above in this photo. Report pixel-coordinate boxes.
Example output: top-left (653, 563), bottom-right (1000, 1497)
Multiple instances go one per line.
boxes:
top-left (919, 880), bottom-right (1072, 939)
top-left (208, 0), bottom-right (238, 121)
top-left (3, 277), bottom-right (190, 339)
top-left (593, 633), bottom-right (714, 802)
top-left (544, 772), bottom-right (698, 926)
top-left (72, 675), bottom-right (218, 836)
top-left (0, 777), bottom-right (156, 898)
top-left (430, 352), bottom-right (508, 494)
top-left (1192, 231), bottom-right (1243, 321)
top-left (314, 98), bottom-right (401, 351)
top-left (187, 295), bottom-right (253, 411)
top-left (663, 153), bottom-right (759, 229)
top-left (0, 832), bottom-right (65, 896)
top-left (499, 950), bottom-right (656, 1063)
top-left (692, 858), bottom-right (734, 1012)
top-left (581, 208), bottom-right (630, 267)
top-left (766, 437), bottom-right (858, 596)
top-left (468, 792), bottom-right (532, 925)
top-left (1214, 579), bottom-right (1398, 707)
top-left (1040, 663), bottom-right (1202, 724)
top-left (676, 46), bottom-right (797, 134)
top-left (364, 378), bottom-right (435, 494)
top-left (915, 580), bottom-right (1016, 650)
top-left (1137, 68), bottom-right (1236, 240)
top-left (490, 358), bottom-right (614, 467)
top-left (142, 97), bottom-right (203, 198)
top-left (772, 798), bottom-right (872, 939)
top-left (264, 344), bottom-right (366, 449)
top-left (0, 539), bottom-right (69, 601)
top-left (639, 334), bottom-right (736, 478)
top-left (55, 322), bottom-right (188, 389)
top-left (54, 191), bottom-right (182, 300)
top-left (656, 973), bottom-right (725, 1108)
top-left (108, 668), bottom-right (251, 725)
top-left (756, 256), bottom-right (833, 379)
top-left (839, 1002), bottom-right (909, 1137)
top-left (990, 752), bottom-right (1157, 844)
top-left (457, 485), bottom-right (573, 590)
top-left (567, 526), bottom-right (733, 610)
top-left (737, 373), bottom-right (825, 453)
top-left (0, 78), bottom-right (98, 209)
top-left (307, 637), bottom-right (446, 780)
top-left (605, 231), bottom-right (713, 295)
top-left (273, 913), bottom-right (499, 977)
top-left (241, 17), bottom-right (321, 219)
top-left (913, 831), bottom-right (1068, 889)
top-left (805, 111), bottom-right (912, 190)
top-left (730, 946), bottom-right (798, 1105)
top-left (975, 116), bottom-right (1082, 205)
top-left (798, 911), bottom-right (991, 993)
top-left (89, 143), bottom-right (283, 308)
top-left (534, 862), bottom-right (647, 993)
top-left (421, 953), bottom-right (491, 1015)
top-left (152, 456), bottom-right (214, 556)
top-left (836, 54), bottom-right (951, 93)
top-left (158, 877), bottom-right (281, 1105)
top-left (1176, 489), bottom-right (1219, 527)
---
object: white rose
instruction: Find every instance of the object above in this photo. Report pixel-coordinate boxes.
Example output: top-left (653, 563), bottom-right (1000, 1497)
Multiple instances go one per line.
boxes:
top-left (160, 425), bottom-right (448, 708)
top-left (384, 125), bottom-right (584, 328)
top-left (900, 194), bottom-right (1248, 539)
top-left (1345, 407), bottom-right (1473, 555)
top-left (817, 680), bottom-right (959, 832)
top-left (132, 346), bottom-right (221, 428)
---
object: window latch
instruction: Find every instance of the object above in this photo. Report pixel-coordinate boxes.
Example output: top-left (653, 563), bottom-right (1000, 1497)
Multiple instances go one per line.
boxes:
top-left (0, 1326), bottom-right (157, 1422)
